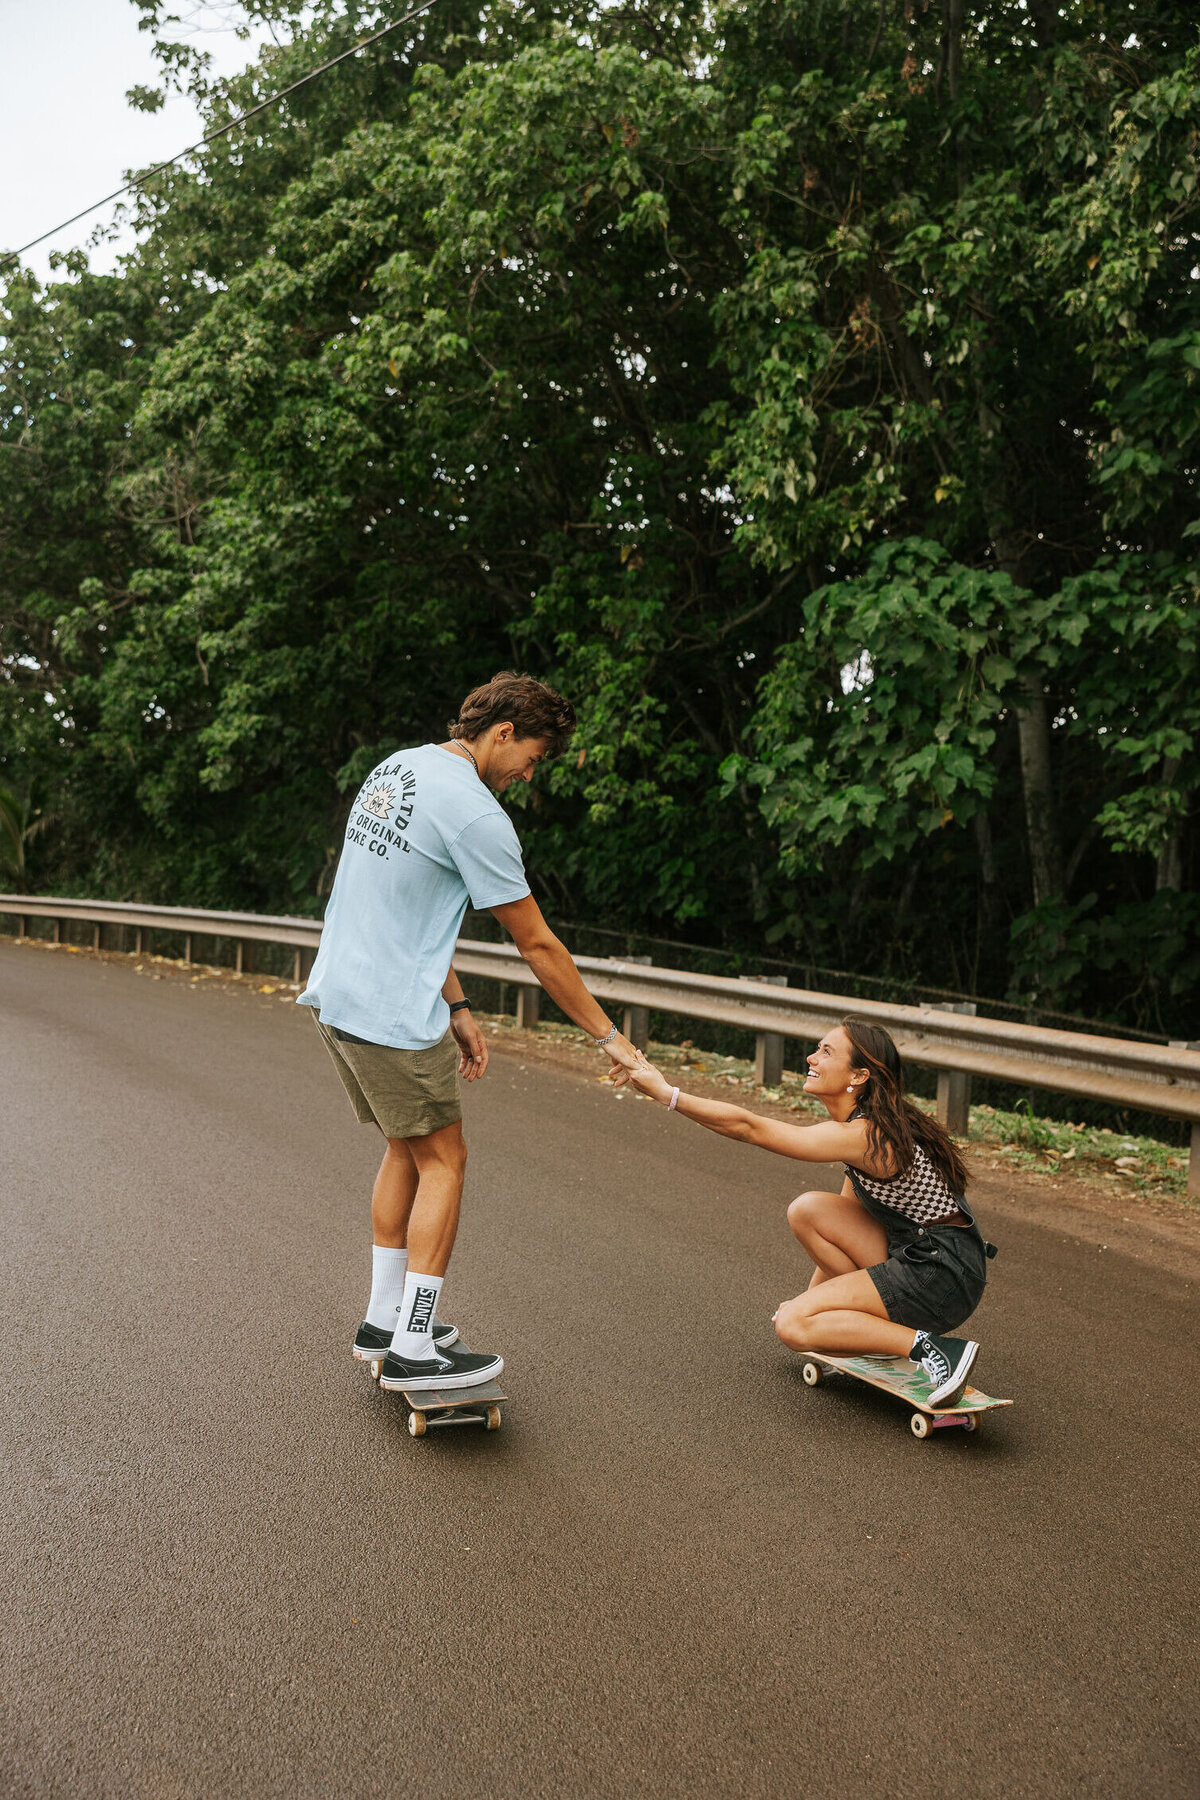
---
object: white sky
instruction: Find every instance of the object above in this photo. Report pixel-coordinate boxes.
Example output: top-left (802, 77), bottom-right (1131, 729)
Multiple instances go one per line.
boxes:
top-left (0, 0), bottom-right (288, 284)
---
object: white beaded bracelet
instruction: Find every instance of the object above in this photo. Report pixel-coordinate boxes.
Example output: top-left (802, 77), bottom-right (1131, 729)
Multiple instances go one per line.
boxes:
top-left (668, 1087), bottom-right (680, 1111)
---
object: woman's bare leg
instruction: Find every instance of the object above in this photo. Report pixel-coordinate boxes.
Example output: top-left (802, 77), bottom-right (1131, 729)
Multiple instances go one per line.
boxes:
top-left (774, 1268), bottom-right (915, 1358)
top-left (787, 1190), bottom-right (888, 1289)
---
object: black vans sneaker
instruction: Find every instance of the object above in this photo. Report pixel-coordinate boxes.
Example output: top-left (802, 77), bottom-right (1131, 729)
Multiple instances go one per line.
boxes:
top-left (378, 1342), bottom-right (503, 1392)
top-left (353, 1317), bottom-right (459, 1360)
top-left (911, 1333), bottom-right (979, 1408)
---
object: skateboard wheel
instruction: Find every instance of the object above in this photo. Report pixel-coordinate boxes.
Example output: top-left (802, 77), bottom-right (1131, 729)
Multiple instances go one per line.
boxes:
top-left (486, 1405), bottom-right (501, 1432)
top-left (408, 1410), bottom-right (427, 1437)
top-left (369, 1359), bottom-right (383, 1382)
top-left (910, 1412), bottom-right (932, 1439)
top-left (961, 1414), bottom-right (979, 1433)
top-left (801, 1361), bottom-right (823, 1387)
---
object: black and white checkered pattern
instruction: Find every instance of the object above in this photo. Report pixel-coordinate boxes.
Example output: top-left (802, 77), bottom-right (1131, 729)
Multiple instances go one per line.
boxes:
top-left (848, 1143), bottom-right (960, 1225)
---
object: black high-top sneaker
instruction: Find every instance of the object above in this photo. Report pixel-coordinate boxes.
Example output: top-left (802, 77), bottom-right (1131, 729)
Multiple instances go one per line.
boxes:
top-left (378, 1341), bottom-right (503, 1392)
top-left (353, 1317), bottom-right (458, 1360)
top-left (911, 1333), bottom-right (979, 1407)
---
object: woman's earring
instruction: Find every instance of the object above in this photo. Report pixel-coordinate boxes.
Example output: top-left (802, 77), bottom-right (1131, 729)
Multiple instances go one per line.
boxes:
top-left (846, 1085), bottom-right (854, 1092)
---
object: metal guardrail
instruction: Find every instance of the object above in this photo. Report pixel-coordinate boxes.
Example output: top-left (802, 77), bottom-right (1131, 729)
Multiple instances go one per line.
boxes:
top-left (3, 893), bottom-right (1198, 1193)
top-left (0, 895), bottom-right (320, 977)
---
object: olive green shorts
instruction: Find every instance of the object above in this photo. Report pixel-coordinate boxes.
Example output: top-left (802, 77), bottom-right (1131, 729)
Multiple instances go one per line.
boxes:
top-left (312, 1013), bottom-right (462, 1140)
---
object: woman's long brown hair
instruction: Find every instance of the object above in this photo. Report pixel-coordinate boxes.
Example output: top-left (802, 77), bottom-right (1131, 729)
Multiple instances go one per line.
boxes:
top-left (841, 1018), bottom-right (970, 1194)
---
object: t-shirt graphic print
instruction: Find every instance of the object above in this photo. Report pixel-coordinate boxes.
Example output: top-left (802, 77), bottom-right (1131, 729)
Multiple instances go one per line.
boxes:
top-left (298, 744), bottom-right (530, 1048)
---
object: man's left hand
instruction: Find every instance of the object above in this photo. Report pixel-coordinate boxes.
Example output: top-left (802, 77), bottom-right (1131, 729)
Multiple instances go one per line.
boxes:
top-left (451, 1011), bottom-right (490, 1081)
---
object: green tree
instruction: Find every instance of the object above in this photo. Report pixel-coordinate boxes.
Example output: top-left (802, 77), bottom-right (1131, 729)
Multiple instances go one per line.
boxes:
top-left (713, 0), bottom-right (1198, 1014)
top-left (0, 0), bottom-right (1195, 1031)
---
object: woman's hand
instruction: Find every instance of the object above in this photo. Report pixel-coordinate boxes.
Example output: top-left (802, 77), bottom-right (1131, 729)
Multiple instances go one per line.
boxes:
top-left (450, 1011), bottom-right (490, 1082)
top-left (612, 1049), bottom-right (676, 1106)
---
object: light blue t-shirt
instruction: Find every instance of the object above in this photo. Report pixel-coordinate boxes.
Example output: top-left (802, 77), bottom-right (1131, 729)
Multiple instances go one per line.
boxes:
top-left (298, 743), bottom-right (531, 1048)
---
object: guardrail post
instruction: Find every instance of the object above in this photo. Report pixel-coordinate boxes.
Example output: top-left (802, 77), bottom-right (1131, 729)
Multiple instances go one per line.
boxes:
top-left (935, 1002), bottom-right (976, 1135)
top-left (92, 922), bottom-right (101, 953)
top-left (622, 956), bottom-right (652, 1052)
top-left (740, 974), bottom-right (787, 1087)
top-left (235, 940), bottom-right (245, 975)
top-left (293, 947), bottom-right (315, 985)
top-left (1172, 1042), bottom-right (1200, 1198)
top-left (183, 933), bottom-right (193, 966)
top-left (516, 981), bottom-right (540, 1030)
top-left (51, 918), bottom-right (61, 945)
top-left (17, 915), bottom-right (27, 939)
top-left (134, 928), bottom-right (144, 956)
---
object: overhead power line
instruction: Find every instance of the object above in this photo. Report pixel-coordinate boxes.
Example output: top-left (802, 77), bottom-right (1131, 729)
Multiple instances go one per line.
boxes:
top-left (1, 0), bottom-right (439, 268)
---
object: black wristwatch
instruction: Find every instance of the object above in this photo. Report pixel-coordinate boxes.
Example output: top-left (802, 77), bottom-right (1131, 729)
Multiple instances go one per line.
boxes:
top-left (448, 999), bottom-right (471, 1014)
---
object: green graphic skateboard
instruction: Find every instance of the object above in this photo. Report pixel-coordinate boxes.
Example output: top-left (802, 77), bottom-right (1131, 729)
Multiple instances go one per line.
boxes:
top-left (365, 1347), bottom-right (506, 1438)
top-left (800, 1352), bottom-right (1011, 1440)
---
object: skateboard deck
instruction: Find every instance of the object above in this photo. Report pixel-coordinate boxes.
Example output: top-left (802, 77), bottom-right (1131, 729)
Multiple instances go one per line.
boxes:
top-left (800, 1352), bottom-right (1011, 1440)
top-left (365, 1346), bottom-right (506, 1438)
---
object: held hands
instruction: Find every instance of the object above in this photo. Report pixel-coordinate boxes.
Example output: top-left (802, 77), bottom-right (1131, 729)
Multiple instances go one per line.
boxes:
top-left (600, 1029), bottom-right (640, 1072)
top-left (609, 1048), bottom-right (675, 1105)
top-left (450, 1011), bottom-right (490, 1082)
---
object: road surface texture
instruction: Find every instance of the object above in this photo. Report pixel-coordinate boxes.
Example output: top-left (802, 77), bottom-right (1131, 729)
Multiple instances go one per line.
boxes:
top-left (1, 941), bottom-right (1196, 1799)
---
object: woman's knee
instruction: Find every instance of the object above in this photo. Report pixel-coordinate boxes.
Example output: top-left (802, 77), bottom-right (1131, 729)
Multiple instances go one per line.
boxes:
top-left (786, 1192), bottom-right (827, 1240)
top-left (773, 1296), bottom-right (817, 1350)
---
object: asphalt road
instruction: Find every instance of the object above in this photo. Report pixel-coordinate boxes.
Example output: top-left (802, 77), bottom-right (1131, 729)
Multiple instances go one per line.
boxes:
top-left (1, 942), bottom-right (1196, 1800)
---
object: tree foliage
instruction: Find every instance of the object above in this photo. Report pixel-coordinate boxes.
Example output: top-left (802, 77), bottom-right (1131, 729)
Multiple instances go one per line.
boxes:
top-left (1, 0), bottom-right (1196, 1030)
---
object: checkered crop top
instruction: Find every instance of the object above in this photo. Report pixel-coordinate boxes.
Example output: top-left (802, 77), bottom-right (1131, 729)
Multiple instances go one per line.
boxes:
top-left (846, 1141), bottom-right (962, 1227)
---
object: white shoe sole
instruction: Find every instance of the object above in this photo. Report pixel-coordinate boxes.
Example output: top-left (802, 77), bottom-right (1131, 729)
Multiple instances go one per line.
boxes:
top-left (380, 1355), bottom-right (504, 1393)
top-left (352, 1325), bottom-right (459, 1360)
top-left (929, 1341), bottom-right (978, 1407)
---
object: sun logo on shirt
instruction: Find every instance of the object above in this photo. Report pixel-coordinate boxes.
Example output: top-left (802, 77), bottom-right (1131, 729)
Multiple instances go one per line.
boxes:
top-left (361, 781), bottom-right (396, 820)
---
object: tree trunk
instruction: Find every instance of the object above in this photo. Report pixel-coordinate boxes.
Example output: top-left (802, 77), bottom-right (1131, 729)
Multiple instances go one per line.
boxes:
top-left (936, 0), bottom-right (964, 104)
top-left (1156, 757), bottom-right (1183, 893)
top-left (936, 0), bottom-right (967, 191)
top-left (975, 387), bottom-right (1066, 911)
top-left (1157, 835), bottom-right (1184, 893)
top-left (1015, 675), bottom-right (1064, 906)
top-left (973, 808), bottom-right (1001, 932)
top-left (1027, 0), bottom-right (1058, 49)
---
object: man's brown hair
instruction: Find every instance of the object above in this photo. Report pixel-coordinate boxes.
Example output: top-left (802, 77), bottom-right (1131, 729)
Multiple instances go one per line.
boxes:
top-left (449, 671), bottom-right (577, 757)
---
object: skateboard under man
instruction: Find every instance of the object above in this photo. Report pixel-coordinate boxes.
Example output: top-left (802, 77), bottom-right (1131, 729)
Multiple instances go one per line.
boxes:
top-left (799, 1351), bottom-right (1012, 1440)
top-left (364, 1348), bottom-right (506, 1438)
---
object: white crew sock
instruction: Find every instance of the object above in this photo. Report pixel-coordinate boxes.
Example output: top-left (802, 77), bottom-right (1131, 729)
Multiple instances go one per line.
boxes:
top-left (391, 1270), bottom-right (445, 1361)
top-left (365, 1246), bottom-right (409, 1330)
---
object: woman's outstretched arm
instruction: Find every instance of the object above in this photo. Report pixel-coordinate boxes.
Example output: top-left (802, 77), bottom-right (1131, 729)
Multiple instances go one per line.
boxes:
top-left (619, 1056), bottom-right (870, 1165)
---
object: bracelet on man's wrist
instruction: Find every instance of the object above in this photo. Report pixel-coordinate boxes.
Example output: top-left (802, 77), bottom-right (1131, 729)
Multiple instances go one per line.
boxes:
top-left (668, 1087), bottom-right (681, 1112)
top-left (595, 1023), bottom-right (618, 1047)
top-left (448, 999), bottom-right (472, 1015)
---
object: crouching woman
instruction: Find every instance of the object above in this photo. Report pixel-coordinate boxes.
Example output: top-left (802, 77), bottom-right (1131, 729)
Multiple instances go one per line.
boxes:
top-left (621, 1018), bottom-right (995, 1407)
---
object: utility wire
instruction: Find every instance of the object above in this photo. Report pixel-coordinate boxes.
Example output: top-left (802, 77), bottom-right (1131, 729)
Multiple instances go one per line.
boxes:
top-left (1, 0), bottom-right (439, 267)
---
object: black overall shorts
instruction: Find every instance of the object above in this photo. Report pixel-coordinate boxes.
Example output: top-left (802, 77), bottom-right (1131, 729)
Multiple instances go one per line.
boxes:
top-left (846, 1169), bottom-right (998, 1335)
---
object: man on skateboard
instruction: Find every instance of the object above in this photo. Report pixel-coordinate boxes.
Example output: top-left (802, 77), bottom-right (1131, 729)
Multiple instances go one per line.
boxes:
top-left (299, 671), bottom-right (638, 1392)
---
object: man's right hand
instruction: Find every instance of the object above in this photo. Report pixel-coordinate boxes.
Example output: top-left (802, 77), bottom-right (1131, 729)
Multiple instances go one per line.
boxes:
top-left (603, 1030), bottom-right (640, 1072)
top-left (490, 897), bottom-right (649, 1070)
